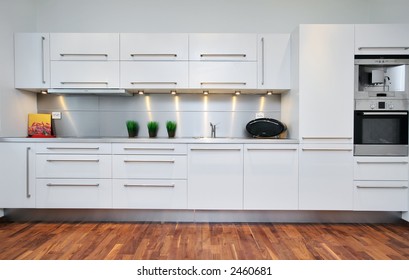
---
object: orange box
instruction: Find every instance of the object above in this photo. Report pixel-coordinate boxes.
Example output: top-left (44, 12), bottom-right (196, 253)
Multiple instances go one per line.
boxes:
top-left (28, 114), bottom-right (55, 137)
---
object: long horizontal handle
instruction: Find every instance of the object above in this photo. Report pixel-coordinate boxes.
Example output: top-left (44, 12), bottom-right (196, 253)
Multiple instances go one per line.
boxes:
top-left (356, 185), bottom-right (408, 189)
top-left (363, 112), bottom-right (408, 116)
top-left (358, 47), bottom-right (409, 50)
top-left (60, 81), bottom-right (109, 85)
top-left (302, 136), bottom-right (352, 140)
top-left (200, 54), bottom-right (247, 58)
top-left (60, 53), bottom-right (108, 57)
top-left (123, 160), bottom-right (175, 163)
top-left (123, 184), bottom-right (175, 188)
top-left (46, 159), bottom-right (100, 162)
top-left (123, 147), bottom-right (175, 151)
top-left (247, 148), bottom-right (298, 151)
top-left (200, 82), bottom-right (247, 85)
top-left (130, 53), bottom-right (177, 57)
top-left (47, 183), bottom-right (100, 187)
top-left (130, 82), bottom-right (177, 85)
top-left (302, 148), bottom-right (352, 151)
top-left (356, 161), bottom-right (408, 164)
top-left (46, 147), bottom-right (100, 150)
top-left (190, 148), bottom-right (242, 151)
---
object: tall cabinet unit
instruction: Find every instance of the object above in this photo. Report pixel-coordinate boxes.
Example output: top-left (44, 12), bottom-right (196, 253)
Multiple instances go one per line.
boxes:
top-left (297, 24), bottom-right (355, 210)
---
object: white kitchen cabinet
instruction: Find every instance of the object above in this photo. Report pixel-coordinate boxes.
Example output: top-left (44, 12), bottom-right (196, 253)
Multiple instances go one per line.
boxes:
top-left (113, 179), bottom-right (187, 209)
top-left (355, 24), bottom-right (409, 55)
top-left (189, 33), bottom-right (257, 61)
top-left (120, 61), bottom-right (188, 89)
top-left (50, 61), bottom-right (120, 89)
top-left (50, 33), bottom-right (119, 60)
top-left (189, 61), bottom-right (257, 89)
top-left (36, 143), bottom-right (111, 154)
top-left (298, 25), bottom-right (354, 143)
top-left (0, 143), bottom-right (36, 208)
top-left (257, 34), bottom-right (291, 90)
top-left (188, 144), bottom-right (243, 210)
top-left (299, 144), bottom-right (354, 210)
top-left (243, 144), bottom-right (298, 210)
top-left (354, 157), bottom-right (409, 181)
top-left (120, 33), bottom-right (188, 60)
top-left (112, 143), bottom-right (187, 155)
top-left (14, 33), bottom-right (50, 89)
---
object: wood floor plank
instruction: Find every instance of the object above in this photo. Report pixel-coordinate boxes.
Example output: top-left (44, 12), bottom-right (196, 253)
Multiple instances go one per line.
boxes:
top-left (1, 219), bottom-right (409, 260)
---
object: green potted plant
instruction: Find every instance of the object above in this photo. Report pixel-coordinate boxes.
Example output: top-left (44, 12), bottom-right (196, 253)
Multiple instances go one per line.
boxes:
top-left (166, 121), bottom-right (177, 138)
top-left (147, 121), bottom-right (159, 138)
top-left (126, 120), bottom-right (138, 138)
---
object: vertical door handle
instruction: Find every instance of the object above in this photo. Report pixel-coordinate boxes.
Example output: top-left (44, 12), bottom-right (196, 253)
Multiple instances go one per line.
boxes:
top-left (261, 37), bottom-right (265, 85)
top-left (26, 147), bottom-right (31, 198)
top-left (41, 36), bottom-right (46, 84)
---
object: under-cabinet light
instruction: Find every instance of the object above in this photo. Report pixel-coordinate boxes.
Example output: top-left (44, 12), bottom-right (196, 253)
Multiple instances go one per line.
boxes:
top-left (267, 91), bottom-right (273, 95)
top-left (170, 90), bottom-right (177, 95)
top-left (138, 91), bottom-right (144, 95)
top-left (41, 90), bottom-right (47, 95)
top-left (203, 91), bottom-right (209, 95)
top-left (235, 91), bottom-right (241, 95)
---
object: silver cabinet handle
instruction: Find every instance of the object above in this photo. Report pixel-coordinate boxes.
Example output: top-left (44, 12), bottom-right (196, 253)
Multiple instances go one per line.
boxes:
top-left (46, 159), bottom-right (100, 162)
top-left (302, 136), bottom-right (352, 140)
top-left (247, 148), bottom-right (298, 151)
top-left (363, 112), bottom-right (408, 116)
top-left (46, 147), bottom-right (100, 150)
top-left (123, 147), bottom-right (175, 151)
top-left (190, 148), bottom-right (242, 151)
top-left (200, 54), bottom-right (247, 58)
top-left (356, 185), bottom-right (408, 189)
top-left (302, 148), bottom-right (352, 151)
top-left (46, 183), bottom-right (100, 187)
top-left (200, 82), bottom-right (247, 86)
top-left (356, 161), bottom-right (408, 164)
top-left (123, 160), bottom-right (175, 163)
top-left (26, 147), bottom-right (31, 198)
top-left (130, 82), bottom-right (177, 85)
top-left (60, 81), bottom-right (109, 85)
top-left (358, 47), bottom-right (409, 50)
top-left (130, 53), bottom-right (177, 57)
top-left (123, 184), bottom-right (175, 188)
top-left (60, 53), bottom-right (108, 57)
top-left (261, 37), bottom-right (265, 85)
top-left (41, 36), bottom-right (46, 84)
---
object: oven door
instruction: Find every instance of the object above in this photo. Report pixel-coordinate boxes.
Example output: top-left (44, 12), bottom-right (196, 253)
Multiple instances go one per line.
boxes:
top-left (354, 110), bottom-right (408, 156)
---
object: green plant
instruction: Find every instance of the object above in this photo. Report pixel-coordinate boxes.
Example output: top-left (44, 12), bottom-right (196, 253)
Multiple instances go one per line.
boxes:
top-left (147, 121), bottom-right (159, 131)
top-left (126, 120), bottom-right (138, 131)
top-left (166, 121), bottom-right (177, 132)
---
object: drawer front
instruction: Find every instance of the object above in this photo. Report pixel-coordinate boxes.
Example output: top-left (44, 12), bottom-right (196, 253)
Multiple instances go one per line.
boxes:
top-left (354, 157), bottom-right (409, 181)
top-left (113, 179), bottom-right (187, 209)
top-left (120, 33), bottom-right (188, 60)
top-left (354, 181), bottom-right (408, 211)
top-left (36, 179), bottom-right (112, 208)
top-left (112, 143), bottom-right (187, 155)
top-left (36, 155), bottom-right (111, 178)
top-left (51, 61), bottom-right (120, 88)
top-left (113, 155), bottom-right (187, 179)
top-left (50, 33), bottom-right (119, 60)
top-left (120, 61), bottom-right (188, 88)
top-left (36, 143), bottom-right (111, 154)
top-left (189, 61), bottom-right (257, 89)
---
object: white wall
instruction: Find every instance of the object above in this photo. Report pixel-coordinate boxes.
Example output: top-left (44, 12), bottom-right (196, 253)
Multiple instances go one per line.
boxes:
top-left (35, 0), bottom-right (409, 33)
top-left (0, 0), bottom-right (38, 137)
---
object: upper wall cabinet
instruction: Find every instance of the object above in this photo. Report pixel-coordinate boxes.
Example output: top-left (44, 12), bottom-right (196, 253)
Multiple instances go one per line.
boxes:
top-left (50, 33), bottom-right (120, 60)
top-left (355, 24), bottom-right (409, 55)
top-left (120, 33), bottom-right (188, 60)
top-left (189, 33), bottom-right (257, 61)
top-left (14, 33), bottom-right (50, 89)
top-left (257, 34), bottom-right (291, 90)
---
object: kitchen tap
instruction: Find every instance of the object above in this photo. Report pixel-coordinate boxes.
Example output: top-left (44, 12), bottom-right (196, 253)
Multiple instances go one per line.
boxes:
top-left (210, 122), bottom-right (218, 138)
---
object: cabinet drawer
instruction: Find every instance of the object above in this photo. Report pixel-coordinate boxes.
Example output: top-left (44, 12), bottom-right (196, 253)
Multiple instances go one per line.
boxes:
top-left (112, 143), bottom-right (187, 155)
top-left (189, 61), bottom-right (257, 89)
top-left (354, 157), bottom-right (409, 181)
top-left (50, 33), bottom-right (119, 60)
top-left (36, 143), bottom-right (111, 154)
top-left (354, 181), bottom-right (408, 211)
top-left (36, 155), bottom-right (111, 178)
top-left (113, 155), bottom-right (187, 179)
top-left (36, 179), bottom-right (112, 208)
top-left (113, 179), bottom-right (187, 209)
top-left (51, 61), bottom-right (119, 88)
top-left (189, 33), bottom-right (257, 61)
top-left (120, 33), bottom-right (188, 60)
top-left (120, 61), bottom-right (188, 89)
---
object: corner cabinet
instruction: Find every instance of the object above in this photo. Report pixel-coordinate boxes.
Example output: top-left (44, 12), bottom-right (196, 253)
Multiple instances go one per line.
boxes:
top-left (0, 143), bottom-right (36, 208)
top-left (187, 144), bottom-right (243, 210)
top-left (14, 33), bottom-right (50, 90)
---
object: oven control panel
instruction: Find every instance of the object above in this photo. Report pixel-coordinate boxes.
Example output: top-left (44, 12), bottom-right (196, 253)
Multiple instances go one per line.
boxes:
top-left (355, 99), bottom-right (409, 110)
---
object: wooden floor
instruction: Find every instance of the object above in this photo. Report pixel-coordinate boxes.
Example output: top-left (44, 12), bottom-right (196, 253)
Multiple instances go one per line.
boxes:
top-left (1, 219), bottom-right (409, 260)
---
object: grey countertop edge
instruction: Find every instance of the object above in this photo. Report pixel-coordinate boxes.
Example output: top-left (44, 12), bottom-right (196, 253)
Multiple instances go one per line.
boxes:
top-left (0, 137), bottom-right (299, 144)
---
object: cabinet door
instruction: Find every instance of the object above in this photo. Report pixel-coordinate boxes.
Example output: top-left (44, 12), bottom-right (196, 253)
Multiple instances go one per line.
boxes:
top-left (112, 143), bottom-right (187, 155)
top-left (14, 33), bottom-right (50, 89)
top-left (0, 143), bottom-right (35, 208)
top-left (299, 144), bottom-right (353, 210)
top-left (188, 144), bottom-right (243, 209)
top-left (120, 33), bottom-right (188, 60)
top-left (120, 61), bottom-right (188, 89)
top-left (189, 33), bottom-right (257, 61)
top-left (244, 144), bottom-right (298, 210)
top-left (355, 24), bottom-right (409, 55)
top-left (50, 33), bottom-right (119, 60)
top-left (189, 61), bottom-right (257, 89)
top-left (50, 61), bottom-right (120, 88)
top-left (354, 157), bottom-right (409, 181)
top-left (257, 34), bottom-right (290, 90)
top-left (299, 25), bottom-right (354, 142)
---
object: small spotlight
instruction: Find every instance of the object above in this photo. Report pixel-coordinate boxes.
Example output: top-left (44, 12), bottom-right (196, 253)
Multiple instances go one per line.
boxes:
top-left (138, 91), bottom-right (144, 95)
top-left (235, 91), bottom-right (241, 96)
top-left (267, 91), bottom-right (273, 95)
top-left (170, 90), bottom-right (177, 95)
top-left (41, 90), bottom-right (47, 95)
top-left (203, 91), bottom-right (209, 95)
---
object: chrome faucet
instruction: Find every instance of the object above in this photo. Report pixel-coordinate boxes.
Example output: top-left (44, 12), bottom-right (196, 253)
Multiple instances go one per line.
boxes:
top-left (210, 122), bottom-right (217, 138)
